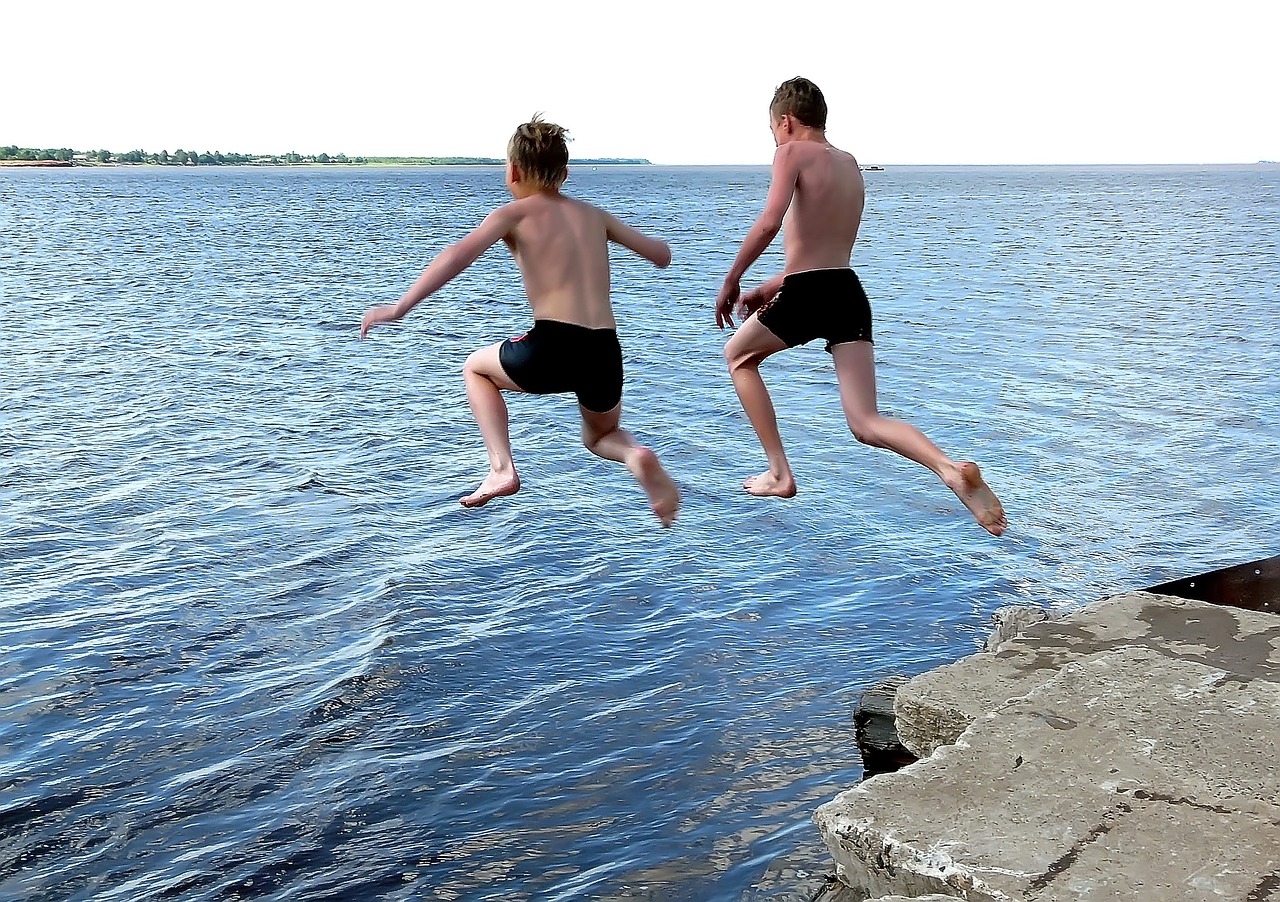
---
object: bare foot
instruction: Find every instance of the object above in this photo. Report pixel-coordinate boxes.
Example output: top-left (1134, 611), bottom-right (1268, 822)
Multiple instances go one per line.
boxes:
top-left (743, 470), bottom-right (797, 498)
top-left (460, 468), bottom-right (520, 508)
top-left (627, 447), bottom-right (680, 527)
top-left (944, 461), bottom-right (1007, 536)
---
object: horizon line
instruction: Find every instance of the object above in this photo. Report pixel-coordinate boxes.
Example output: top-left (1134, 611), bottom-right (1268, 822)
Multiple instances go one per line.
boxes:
top-left (3, 155), bottom-right (1275, 169)
top-left (3, 144), bottom-right (1274, 169)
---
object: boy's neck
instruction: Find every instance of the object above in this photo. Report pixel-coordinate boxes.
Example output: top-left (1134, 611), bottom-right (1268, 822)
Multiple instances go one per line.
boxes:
top-left (786, 127), bottom-right (828, 145)
top-left (511, 184), bottom-right (562, 200)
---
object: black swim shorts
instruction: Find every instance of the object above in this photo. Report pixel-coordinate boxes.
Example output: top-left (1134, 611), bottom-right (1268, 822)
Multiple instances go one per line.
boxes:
top-left (756, 268), bottom-right (873, 353)
top-left (498, 319), bottom-right (624, 413)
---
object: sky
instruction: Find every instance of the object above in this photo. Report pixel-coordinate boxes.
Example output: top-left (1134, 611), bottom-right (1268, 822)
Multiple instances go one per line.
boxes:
top-left (4, 0), bottom-right (1277, 165)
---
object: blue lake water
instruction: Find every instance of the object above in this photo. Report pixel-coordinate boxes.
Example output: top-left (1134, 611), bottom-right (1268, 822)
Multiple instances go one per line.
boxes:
top-left (2, 163), bottom-right (1278, 901)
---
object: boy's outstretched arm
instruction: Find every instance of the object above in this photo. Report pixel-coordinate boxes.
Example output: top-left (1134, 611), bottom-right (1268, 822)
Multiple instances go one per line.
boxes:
top-left (715, 145), bottom-right (798, 329)
top-left (604, 213), bottom-right (672, 268)
top-left (360, 207), bottom-right (518, 337)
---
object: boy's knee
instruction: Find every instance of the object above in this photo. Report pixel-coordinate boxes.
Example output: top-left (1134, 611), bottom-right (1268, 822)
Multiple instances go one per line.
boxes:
top-left (580, 424), bottom-right (602, 452)
top-left (462, 349), bottom-right (490, 377)
top-left (846, 414), bottom-right (880, 446)
top-left (723, 342), bottom-right (754, 372)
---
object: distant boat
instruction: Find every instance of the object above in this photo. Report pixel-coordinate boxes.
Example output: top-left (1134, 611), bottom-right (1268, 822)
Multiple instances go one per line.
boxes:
top-left (861, 165), bottom-right (884, 171)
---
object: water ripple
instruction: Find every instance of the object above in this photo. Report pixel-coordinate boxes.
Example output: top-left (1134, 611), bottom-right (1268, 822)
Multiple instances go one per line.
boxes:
top-left (1, 163), bottom-right (1277, 900)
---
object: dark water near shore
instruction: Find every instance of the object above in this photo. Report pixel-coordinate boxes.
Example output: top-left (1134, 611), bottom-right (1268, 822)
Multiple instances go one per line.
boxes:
top-left (2, 163), bottom-right (1278, 901)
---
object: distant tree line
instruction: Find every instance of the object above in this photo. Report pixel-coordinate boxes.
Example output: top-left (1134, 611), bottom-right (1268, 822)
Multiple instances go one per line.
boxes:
top-left (2, 146), bottom-right (652, 166)
top-left (359, 156), bottom-right (504, 165)
top-left (1, 145), bottom-right (373, 165)
top-left (2, 146), bottom-right (76, 161)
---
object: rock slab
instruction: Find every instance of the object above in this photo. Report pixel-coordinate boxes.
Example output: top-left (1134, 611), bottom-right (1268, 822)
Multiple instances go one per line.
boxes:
top-left (814, 592), bottom-right (1280, 901)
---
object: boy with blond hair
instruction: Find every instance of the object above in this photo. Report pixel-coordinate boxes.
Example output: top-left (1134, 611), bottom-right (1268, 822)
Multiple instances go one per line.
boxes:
top-left (362, 117), bottom-right (680, 526)
top-left (715, 77), bottom-right (1006, 536)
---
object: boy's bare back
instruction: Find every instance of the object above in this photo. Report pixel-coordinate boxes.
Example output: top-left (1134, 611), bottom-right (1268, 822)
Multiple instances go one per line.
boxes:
top-left (502, 193), bottom-right (619, 330)
top-left (779, 140), bottom-right (866, 274)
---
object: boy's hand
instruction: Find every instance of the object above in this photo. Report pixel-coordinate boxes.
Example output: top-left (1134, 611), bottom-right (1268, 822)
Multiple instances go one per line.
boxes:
top-left (360, 305), bottom-right (398, 338)
top-left (715, 279), bottom-right (741, 329)
top-left (736, 287), bottom-right (767, 320)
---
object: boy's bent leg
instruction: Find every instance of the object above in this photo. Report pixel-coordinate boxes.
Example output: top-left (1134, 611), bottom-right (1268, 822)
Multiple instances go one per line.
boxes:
top-left (580, 404), bottom-right (680, 527)
top-left (724, 318), bottom-right (796, 497)
top-left (831, 341), bottom-right (1007, 536)
top-left (460, 343), bottom-right (523, 508)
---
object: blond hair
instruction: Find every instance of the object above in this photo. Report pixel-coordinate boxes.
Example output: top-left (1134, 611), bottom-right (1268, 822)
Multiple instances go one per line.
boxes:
top-left (508, 115), bottom-right (570, 189)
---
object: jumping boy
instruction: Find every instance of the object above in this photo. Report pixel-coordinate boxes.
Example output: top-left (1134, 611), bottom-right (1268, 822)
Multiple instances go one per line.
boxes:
top-left (714, 77), bottom-right (1007, 536)
top-left (361, 116), bottom-right (680, 526)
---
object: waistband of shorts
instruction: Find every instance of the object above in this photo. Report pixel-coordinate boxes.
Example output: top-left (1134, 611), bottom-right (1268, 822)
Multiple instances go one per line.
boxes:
top-left (529, 318), bottom-right (618, 336)
top-left (783, 267), bottom-right (856, 281)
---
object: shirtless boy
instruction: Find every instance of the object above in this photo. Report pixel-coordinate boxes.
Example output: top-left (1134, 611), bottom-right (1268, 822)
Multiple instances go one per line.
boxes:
top-left (361, 117), bottom-right (680, 526)
top-left (714, 77), bottom-right (1006, 536)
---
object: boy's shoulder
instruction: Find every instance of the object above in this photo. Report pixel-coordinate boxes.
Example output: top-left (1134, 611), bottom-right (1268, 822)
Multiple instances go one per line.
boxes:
top-left (507, 191), bottom-right (596, 212)
top-left (779, 140), bottom-right (861, 178)
top-left (780, 139), bottom-right (855, 161)
top-left (773, 140), bottom-right (823, 172)
top-left (501, 193), bottom-right (612, 240)
top-left (535, 192), bottom-right (613, 223)
top-left (556, 192), bottom-right (604, 213)
top-left (487, 192), bottom-right (571, 225)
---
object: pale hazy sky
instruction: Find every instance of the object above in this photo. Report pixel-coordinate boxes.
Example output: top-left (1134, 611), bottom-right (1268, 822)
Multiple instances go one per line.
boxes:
top-left (5, 0), bottom-right (1277, 165)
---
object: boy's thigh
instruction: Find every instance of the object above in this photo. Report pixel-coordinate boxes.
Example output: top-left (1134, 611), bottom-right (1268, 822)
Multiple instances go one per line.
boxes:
top-left (725, 316), bottom-right (790, 367)
top-left (465, 342), bottom-right (522, 391)
top-left (830, 340), bottom-right (878, 413)
top-left (578, 401), bottom-right (622, 438)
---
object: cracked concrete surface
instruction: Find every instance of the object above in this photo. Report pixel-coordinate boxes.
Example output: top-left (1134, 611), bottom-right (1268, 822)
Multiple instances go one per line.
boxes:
top-left (813, 592), bottom-right (1280, 901)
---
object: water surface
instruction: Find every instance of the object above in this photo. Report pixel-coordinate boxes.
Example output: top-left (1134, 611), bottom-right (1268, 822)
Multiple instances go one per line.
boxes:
top-left (2, 163), bottom-right (1277, 900)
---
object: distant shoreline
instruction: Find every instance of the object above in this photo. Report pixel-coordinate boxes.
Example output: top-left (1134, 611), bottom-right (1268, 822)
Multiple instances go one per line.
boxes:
top-left (6, 158), bottom-right (1276, 171)
top-left (0, 160), bottom-right (652, 168)
top-left (0, 159), bottom-right (75, 167)
top-left (0, 152), bottom-right (652, 168)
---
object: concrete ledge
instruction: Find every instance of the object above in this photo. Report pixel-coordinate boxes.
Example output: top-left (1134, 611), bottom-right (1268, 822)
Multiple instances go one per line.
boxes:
top-left (894, 591), bottom-right (1280, 758)
top-left (814, 597), bottom-right (1280, 901)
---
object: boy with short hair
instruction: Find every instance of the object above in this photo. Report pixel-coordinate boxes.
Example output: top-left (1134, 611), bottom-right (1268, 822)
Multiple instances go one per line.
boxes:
top-left (714, 77), bottom-right (1006, 536)
top-left (362, 116), bottom-right (680, 526)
